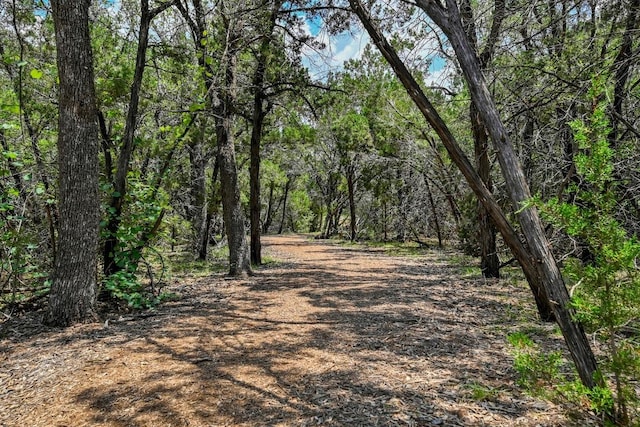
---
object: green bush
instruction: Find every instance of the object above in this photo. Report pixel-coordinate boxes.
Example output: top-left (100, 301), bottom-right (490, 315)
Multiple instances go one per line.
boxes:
top-left (103, 270), bottom-right (171, 309)
top-left (529, 79), bottom-right (640, 424)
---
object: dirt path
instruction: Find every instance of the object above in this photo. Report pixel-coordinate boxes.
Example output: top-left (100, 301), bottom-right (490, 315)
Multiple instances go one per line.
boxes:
top-left (1, 234), bottom-right (592, 426)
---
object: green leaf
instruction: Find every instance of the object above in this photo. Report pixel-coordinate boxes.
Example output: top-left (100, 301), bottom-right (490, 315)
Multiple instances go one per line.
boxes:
top-left (30, 69), bottom-right (44, 79)
top-left (189, 102), bottom-right (205, 112)
top-left (1, 104), bottom-right (20, 114)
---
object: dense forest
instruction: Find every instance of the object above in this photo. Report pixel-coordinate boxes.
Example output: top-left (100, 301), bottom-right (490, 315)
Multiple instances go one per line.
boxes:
top-left (1, 0), bottom-right (639, 424)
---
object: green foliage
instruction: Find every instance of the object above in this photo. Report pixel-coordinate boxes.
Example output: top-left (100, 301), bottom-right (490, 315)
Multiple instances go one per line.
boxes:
top-left (532, 79), bottom-right (640, 423)
top-left (0, 151), bottom-right (51, 311)
top-left (102, 270), bottom-right (171, 309)
top-left (507, 331), bottom-right (535, 348)
top-left (464, 382), bottom-right (501, 402)
top-left (101, 172), bottom-right (169, 273)
top-left (558, 378), bottom-right (615, 416)
top-left (507, 331), bottom-right (567, 397)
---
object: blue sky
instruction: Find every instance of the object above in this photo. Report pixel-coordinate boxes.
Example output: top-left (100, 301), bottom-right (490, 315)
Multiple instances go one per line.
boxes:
top-left (299, 14), bottom-right (447, 83)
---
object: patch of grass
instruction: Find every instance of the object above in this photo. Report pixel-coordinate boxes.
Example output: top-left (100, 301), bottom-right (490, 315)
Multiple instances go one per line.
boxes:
top-left (258, 254), bottom-right (283, 267)
top-left (166, 248), bottom-right (228, 277)
top-left (360, 240), bottom-right (433, 257)
top-left (507, 331), bottom-right (535, 349)
top-left (464, 382), bottom-right (501, 401)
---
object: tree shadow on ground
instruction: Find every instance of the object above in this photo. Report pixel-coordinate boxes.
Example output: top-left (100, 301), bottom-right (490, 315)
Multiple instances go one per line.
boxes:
top-left (1, 235), bottom-right (588, 427)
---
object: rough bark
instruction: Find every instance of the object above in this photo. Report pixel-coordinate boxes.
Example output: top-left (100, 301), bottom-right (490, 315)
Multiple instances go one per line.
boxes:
top-left (249, 29), bottom-right (273, 265)
top-left (215, 15), bottom-right (251, 276)
top-left (472, 104), bottom-right (500, 278)
top-left (45, 0), bottom-right (100, 326)
top-left (462, 0), bottom-right (501, 278)
top-left (413, 0), bottom-right (599, 389)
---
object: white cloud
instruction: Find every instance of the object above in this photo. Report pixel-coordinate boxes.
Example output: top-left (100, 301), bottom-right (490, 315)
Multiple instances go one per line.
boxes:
top-left (299, 13), bottom-right (453, 87)
top-left (300, 24), bottom-right (370, 80)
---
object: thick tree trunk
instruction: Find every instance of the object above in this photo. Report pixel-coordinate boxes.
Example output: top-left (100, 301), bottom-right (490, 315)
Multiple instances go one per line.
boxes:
top-left (45, 0), bottom-right (100, 326)
top-left (216, 27), bottom-right (250, 276)
top-left (414, 0), bottom-right (599, 389)
top-left (350, 0), bottom-right (599, 389)
top-left (217, 115), bottom-right (250, 275)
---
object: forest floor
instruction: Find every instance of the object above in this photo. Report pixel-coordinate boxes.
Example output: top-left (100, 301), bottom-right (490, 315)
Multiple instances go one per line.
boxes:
top-left (0, 234), bottom-right (599, 427)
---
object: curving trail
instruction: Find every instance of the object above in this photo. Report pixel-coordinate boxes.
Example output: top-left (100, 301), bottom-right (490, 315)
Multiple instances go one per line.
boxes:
top-left (0, 234), bottom-right (593, 426)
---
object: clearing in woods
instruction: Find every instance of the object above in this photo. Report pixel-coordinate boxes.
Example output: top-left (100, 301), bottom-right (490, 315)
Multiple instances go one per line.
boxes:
top-left (0, 234), bottom-right (596, 426)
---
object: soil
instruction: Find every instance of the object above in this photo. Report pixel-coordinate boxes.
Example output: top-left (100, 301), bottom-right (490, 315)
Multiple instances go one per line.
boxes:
top-left (0, 234), bottom-right (598, 427)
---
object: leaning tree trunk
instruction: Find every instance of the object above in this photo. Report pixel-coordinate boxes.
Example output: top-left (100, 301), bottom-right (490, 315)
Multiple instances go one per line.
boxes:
top-left (45, 0), bottom-right (100, 326)
top-left (418, 0), bottom-right (598, 389)
top-left (349, 0), bottom-right (599, 390)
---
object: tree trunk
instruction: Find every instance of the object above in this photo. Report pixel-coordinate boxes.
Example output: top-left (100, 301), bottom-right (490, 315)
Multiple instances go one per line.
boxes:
top-left (45, 0), bottom-right (100, 326)
top-left (249, 5), bottom-right (279, 265)
top-left (249, 58), bottom-right (267, 266)
top-left (413, 0), bottom-right (599, 389)
top-left (103, 0), bottom-right (175, 276)
top-left (395, 168), bottom-right (407, 242)
top-left (347, 164), bottom-right (357, 241)
top-left (609, 0), bottom-right (639, 146)
top-left (217, 118), bottom-right (250, 275)
top-left (423, 174), bottom-right (443, 248)
top-left (215, 22), bottom-right (250, 276)
top-left (262, 181), bottom-right (275, 234)
top-left (350, 0), bottom-right (599, 390)
top-left (472, 105), bottom-right (500, 278)
top-left (278, 178), bottom-right (290, 235)
top-left (189, 124), bottom-right (209, 261)
top-left (462, 0), bottom-right (501, 278)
